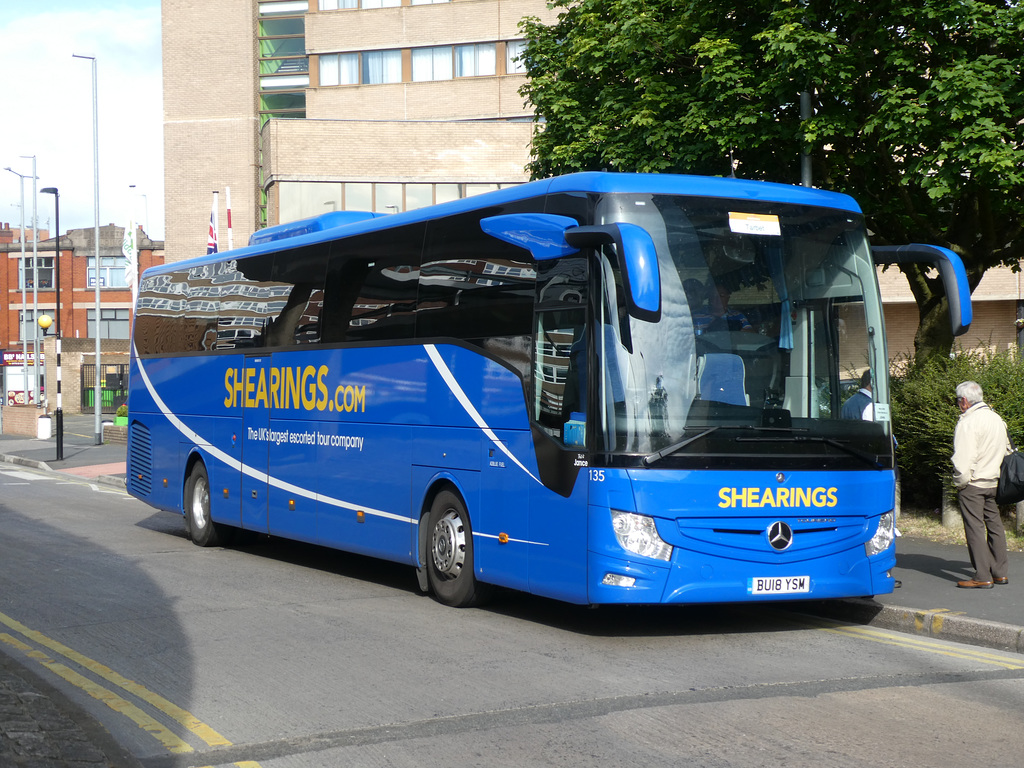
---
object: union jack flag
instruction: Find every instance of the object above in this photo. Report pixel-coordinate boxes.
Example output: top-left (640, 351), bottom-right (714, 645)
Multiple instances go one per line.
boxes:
top-left (207, 192), bottom-right (219, 254)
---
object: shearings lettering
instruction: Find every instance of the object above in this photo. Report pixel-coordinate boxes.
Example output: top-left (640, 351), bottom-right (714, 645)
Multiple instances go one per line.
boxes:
top-left (717, 486), bottom-right (838, 509)
top-left (223, 365), bottom-right (366, 413)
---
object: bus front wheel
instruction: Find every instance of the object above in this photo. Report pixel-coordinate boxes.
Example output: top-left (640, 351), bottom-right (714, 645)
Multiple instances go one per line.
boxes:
top-left (426, 490), bottom-right (491, 607)
top-left (184, 462), bottom-right (225, 547)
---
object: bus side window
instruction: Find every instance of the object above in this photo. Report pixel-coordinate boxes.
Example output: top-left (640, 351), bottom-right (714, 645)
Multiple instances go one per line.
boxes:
top-left (532, 258), bottom-right (588, 444)
top-left (321, 224), bottom-right (424, 344)
top-left (263, 244), bottom-right (329, 348)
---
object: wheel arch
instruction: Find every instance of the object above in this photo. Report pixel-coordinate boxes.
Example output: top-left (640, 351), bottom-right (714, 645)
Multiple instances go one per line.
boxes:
top-left (415, 473), bottom-right (472, 593)
top-left (181, 448), bottom-right (207, 515)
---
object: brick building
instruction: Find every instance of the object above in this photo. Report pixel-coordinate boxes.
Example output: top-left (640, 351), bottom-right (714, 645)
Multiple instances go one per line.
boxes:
top-left (162, 0), bottom-right (557, 263)
top-left (161, 0), bottom-right (1023, 361)
top-left (0, 222), bottom-right (164, 415)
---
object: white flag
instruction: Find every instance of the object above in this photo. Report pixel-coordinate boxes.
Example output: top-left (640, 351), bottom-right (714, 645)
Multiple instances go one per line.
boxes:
top-left (122, 218), bottom-right (138, 303)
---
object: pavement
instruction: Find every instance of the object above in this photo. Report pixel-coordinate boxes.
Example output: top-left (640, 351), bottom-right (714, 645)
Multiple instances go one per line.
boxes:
top-left (3, 416), bottom-right (1024, 765)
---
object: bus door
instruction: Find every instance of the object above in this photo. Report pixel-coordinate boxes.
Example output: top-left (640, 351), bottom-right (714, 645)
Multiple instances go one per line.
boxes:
top-left (240, 354), bottom-right (270, 533)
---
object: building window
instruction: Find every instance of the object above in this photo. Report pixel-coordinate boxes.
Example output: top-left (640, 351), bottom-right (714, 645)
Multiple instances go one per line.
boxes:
top-left (412, 46), bottom-right (453, 82)
top-left (455, 44), bottom-right (496, 77)
top-left (506, 40), bottom-right (527, 74)
top-left (362, 50), bottom-right (402, 84)
top-left (89, 257), bottom-right (128, 289)
top-left (319, 0), bottom-right (358, 8)
top-left (259, 0), bottom-right (308, 120)
top-left (20, 256), bottom-right (54, 290)
top-left (19, 309), bottom-right (55, 343)
top-left (360, 0), bottom-right (401, 7)
top-left (87, 308), bottom-right (131, 340)
top-left (320, 53), bottom-right (359, 85)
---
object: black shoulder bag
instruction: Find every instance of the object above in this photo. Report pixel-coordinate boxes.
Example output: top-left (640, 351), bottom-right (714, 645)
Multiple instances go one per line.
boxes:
top-left (996, 434), bottom-right (1024, 505)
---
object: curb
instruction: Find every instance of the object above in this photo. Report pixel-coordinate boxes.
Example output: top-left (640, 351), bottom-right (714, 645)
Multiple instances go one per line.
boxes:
top-left (0, 453), bottom-right (127, 490)
top-left (811, 597), bottom-right (1024, 654)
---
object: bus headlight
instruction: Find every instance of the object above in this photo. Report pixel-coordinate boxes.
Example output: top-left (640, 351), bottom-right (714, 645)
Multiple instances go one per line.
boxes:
top-left (865, 512), bottom-right (895, 557)
top-left (610, 510), bottom-right (673, 562)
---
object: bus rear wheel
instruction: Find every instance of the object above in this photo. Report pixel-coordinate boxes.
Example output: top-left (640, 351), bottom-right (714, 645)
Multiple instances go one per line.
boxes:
top-left (426, 490), bottom-right (491, 607)
top-left (184, 462), bottom-right (227, 547)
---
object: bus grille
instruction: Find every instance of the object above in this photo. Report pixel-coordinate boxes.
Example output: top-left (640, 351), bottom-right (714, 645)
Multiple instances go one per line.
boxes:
top-left (128, 422), bottom-right (153, 496)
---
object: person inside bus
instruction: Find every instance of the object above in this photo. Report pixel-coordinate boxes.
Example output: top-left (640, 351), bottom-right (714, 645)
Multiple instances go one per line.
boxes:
top-left (692, 280), bottom-right (753, 334)
top-left (841, 369), bottom-right (874, 420)
top-left (563, 292), bottom-right (628, 441)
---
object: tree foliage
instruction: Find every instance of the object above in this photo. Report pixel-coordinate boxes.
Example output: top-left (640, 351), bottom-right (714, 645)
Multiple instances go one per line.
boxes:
top-left (519, 0), bottom-right (1024, 360)
top-left (891, 348), bottom-right (1024, 508)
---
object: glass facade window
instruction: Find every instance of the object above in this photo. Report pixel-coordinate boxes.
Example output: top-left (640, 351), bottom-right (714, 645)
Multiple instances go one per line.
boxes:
top-left (20, 256), bottom-right (54, 290)
top-left (374, 184), bottom-right (403, 213)
top-left (89, 257), bottom-right (129, 289)
top-left (455, 44), bottom-right (496, 77)
top-left (320, 52), bottom-right (360, 85)
top-left (87, 308), bottom-right (132, 340)
top-left (277, 181), bottom-right (523, 220)
top-left (362, 50), bottom-right (402, 84)
top-left (259, 0), bottom-right (308, 120)
top-left (405, 184), bottom-right (433, 210)
top-left (412, 46), bottom-right (453, 82)
top-left (345, 183), bottom-right (373, 210)
top-left (506, 40), bottom-right (527, 74)
top-left (19, 309), bottom-right (56, 343)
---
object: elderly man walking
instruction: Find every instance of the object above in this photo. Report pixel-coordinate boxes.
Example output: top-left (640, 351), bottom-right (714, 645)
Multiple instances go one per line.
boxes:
top-left (951, 381), bottom-right (1011, 589)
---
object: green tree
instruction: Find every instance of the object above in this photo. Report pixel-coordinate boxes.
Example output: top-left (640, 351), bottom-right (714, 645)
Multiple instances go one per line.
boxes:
top-left (520, 0), bottom-right (1024, 361)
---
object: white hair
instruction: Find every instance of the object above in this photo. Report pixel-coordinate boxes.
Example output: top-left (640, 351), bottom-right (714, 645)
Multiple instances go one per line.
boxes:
top-left (956, 380), bottom-right (984, 406)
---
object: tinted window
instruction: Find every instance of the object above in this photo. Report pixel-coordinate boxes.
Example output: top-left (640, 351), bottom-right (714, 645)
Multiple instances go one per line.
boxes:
top-left (321, 224), bottom-right (424, 344)
top-left (418, 208), bottom-right (538, 345)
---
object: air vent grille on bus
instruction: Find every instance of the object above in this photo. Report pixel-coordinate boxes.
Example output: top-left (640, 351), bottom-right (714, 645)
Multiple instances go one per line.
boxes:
top-left (128, 421), bottom-right (153, 496)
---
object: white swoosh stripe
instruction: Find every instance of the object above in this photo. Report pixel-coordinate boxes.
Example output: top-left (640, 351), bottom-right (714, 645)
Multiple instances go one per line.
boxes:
top-left (133, 354), bottom-right (408, 524)
top-left (424, 344), bottom-right (540, 485)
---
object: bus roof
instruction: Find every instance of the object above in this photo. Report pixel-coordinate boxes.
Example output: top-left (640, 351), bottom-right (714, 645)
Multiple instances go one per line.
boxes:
top-left (145, 172), bottom-right (862, 277)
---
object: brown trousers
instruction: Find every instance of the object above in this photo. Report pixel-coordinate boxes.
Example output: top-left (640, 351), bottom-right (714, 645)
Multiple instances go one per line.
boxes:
top-left (958, 483), bottom-right (1009, 582)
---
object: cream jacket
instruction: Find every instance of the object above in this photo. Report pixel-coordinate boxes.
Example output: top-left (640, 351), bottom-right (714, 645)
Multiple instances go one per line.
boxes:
top-left (952, 403), bottom-right (1010, 489)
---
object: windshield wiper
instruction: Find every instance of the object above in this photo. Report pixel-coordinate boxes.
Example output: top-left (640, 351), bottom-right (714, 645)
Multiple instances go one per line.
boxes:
top-left (643, 427), bottom-right (720, 466)
top-left (736, 433), bottom-right (884, 469)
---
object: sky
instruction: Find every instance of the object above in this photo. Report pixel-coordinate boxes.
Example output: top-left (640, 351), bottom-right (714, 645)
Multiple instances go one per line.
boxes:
top-left (0, 1), bottom-right (164, 241)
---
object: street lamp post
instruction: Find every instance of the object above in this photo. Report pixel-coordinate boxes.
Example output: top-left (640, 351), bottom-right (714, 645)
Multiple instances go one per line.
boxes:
top-left (4, 166), bottom-right (34, 406)
top-left (22, 155), bottom-right (41, 408)
top-left (40, 187), bottom-right (63, 461)
top-left (74, 52), bottom-right (103, 445)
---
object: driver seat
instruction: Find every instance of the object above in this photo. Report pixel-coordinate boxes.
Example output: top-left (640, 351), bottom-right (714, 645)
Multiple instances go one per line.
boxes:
top-left (698, 353), bottom-right (748, 406)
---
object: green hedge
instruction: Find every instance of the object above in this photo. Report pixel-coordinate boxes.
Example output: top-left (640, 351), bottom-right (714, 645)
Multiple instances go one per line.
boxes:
top-left (890, 348), bottom-right (1024, 508)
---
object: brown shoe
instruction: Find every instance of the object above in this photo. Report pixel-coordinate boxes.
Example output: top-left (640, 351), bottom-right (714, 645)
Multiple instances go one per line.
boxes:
top-left (994, 577), bottom-right (1009, 585)
top-left (957, 579), bottom-right (994, 589)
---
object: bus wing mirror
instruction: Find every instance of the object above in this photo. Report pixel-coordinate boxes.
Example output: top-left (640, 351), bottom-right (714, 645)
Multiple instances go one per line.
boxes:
top-left (872, 244), bottom-right (972, 336)
top-left (565, 223), bottom-right (662, 322)
top-left (479, 213), bottom-right (582, 261)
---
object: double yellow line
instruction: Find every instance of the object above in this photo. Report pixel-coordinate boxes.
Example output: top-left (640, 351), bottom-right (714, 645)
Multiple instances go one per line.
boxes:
top-left (0, 608), bottom-right (260, 766)
top-left (801, 613), bottom-right (1024, 669)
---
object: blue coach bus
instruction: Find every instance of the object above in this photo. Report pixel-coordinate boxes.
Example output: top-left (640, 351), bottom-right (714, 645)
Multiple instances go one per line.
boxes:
top-left (126, 172), bottom-right (970, 607)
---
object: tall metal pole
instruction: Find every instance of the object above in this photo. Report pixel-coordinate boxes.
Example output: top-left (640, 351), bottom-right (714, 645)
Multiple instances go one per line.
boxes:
top-left (4, 167), bottom-right (31, 405)
top-left (75, 53), bottom-right (102, 445)
top-left (800, 91), bottom-right (812, 188)
top-left (41, 187), bottom-right (63, 461)
top-left (23, 155), bottom-right (40, 407)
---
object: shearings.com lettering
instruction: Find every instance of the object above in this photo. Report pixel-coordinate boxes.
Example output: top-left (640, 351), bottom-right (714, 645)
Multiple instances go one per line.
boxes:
top-left (224, 365), bottom-right (366, 413)
top-left (718, 486), bottom-right (838, 509)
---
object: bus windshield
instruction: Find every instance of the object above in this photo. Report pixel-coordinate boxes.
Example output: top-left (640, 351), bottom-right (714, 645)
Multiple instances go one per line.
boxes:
top-left (592, 193), bottom-right (890, 468)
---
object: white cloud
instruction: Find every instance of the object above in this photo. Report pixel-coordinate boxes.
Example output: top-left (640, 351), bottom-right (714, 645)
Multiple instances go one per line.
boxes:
top-left (0, 3), bottom-right (164, 239)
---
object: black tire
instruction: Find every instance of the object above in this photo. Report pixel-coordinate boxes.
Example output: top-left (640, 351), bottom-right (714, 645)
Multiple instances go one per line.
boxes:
top-left (426, 490), bottom-right (492, 607)
top-left (184, 462), bottom-right (225, 547)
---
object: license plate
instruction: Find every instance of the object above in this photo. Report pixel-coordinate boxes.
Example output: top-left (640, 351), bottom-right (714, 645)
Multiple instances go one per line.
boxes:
top-left (748, 576), bottom-right (810, 595)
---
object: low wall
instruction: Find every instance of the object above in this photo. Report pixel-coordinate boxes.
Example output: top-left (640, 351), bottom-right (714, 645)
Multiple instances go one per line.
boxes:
top-left (2, 405), bottom-right (49, 437)
top-left (103, 424), bottom-right (127, 445)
